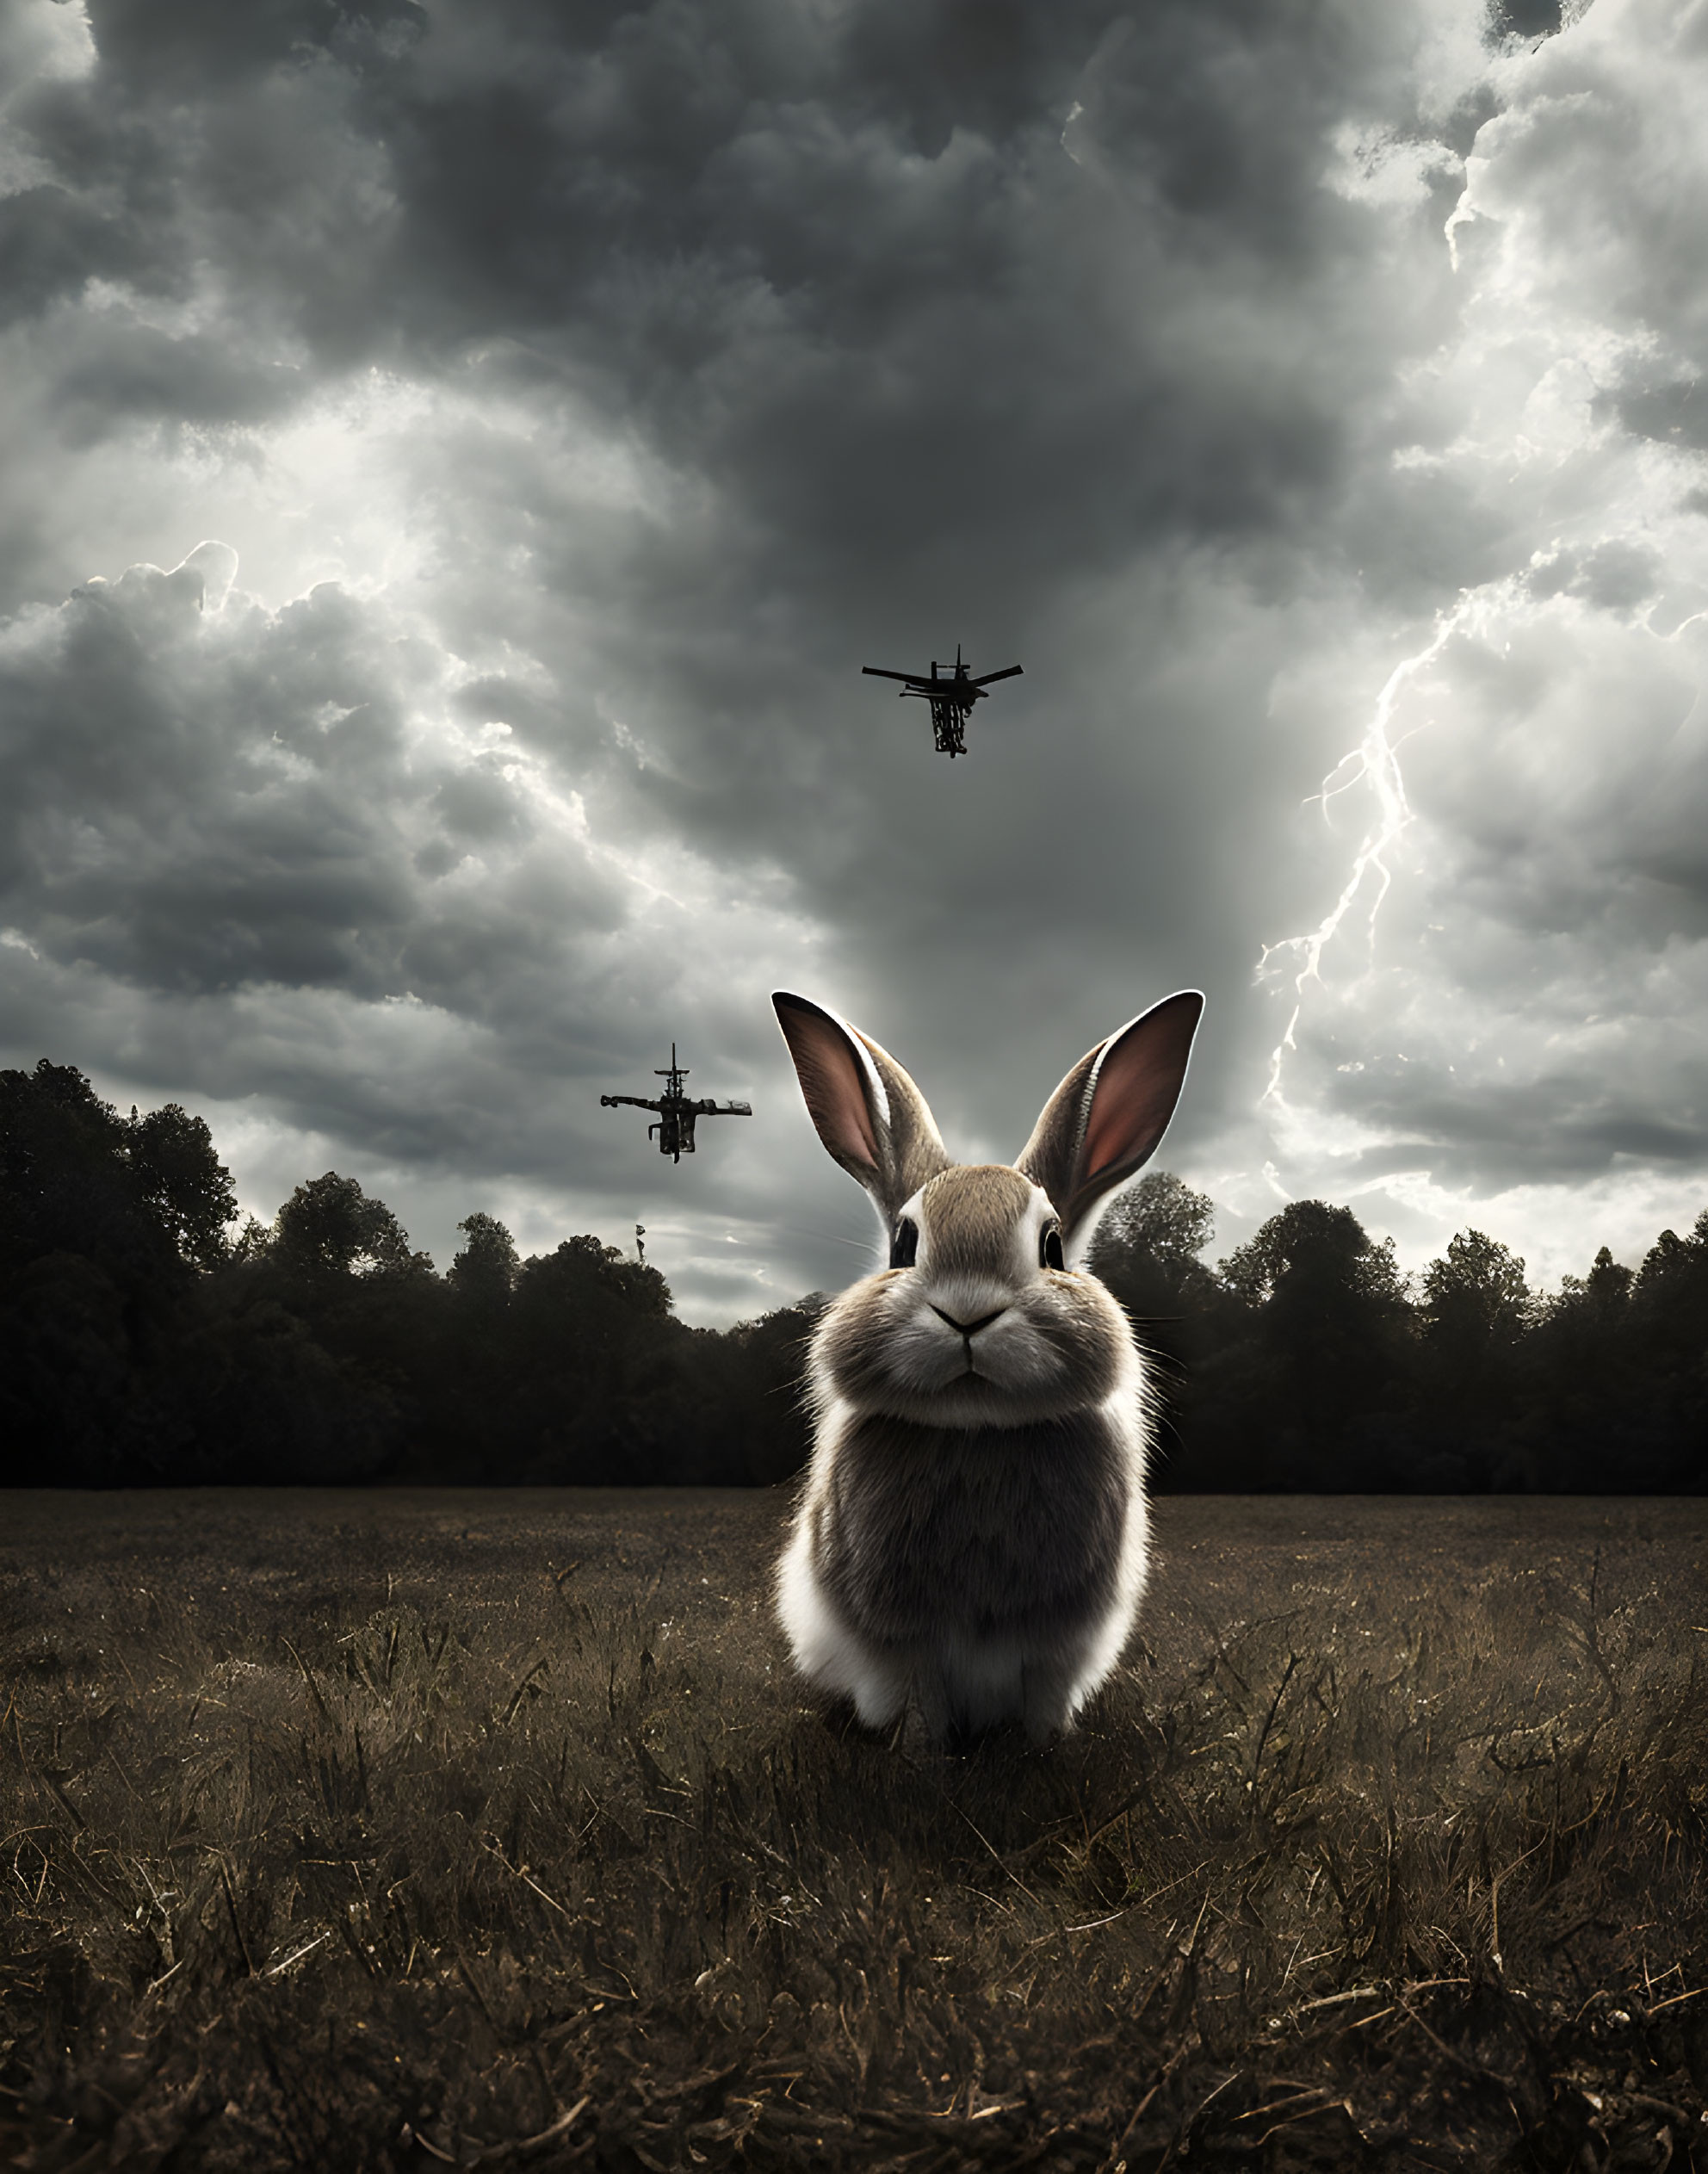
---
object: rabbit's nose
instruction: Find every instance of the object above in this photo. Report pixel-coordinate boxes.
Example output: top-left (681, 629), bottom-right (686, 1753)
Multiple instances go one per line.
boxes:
top-left (930, 1304), bottom-right (1006, 1338)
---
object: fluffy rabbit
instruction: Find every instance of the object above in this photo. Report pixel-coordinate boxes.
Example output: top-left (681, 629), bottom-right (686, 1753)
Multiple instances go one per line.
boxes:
top-left (771, 987), bottom-right (1204, 1744)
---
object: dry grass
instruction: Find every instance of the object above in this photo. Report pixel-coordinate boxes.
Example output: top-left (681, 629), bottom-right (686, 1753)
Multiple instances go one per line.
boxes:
top-left (1, 1502), bottom-right (1705, 2172)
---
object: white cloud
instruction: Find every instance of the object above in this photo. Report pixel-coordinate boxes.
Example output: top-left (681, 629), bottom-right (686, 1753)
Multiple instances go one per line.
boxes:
top-left (1240, 0), bottom-right (1708, 1283)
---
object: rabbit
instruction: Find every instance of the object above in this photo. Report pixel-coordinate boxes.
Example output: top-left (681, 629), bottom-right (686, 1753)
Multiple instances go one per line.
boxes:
top-left (770, 986), bottom-right (1204, 1744)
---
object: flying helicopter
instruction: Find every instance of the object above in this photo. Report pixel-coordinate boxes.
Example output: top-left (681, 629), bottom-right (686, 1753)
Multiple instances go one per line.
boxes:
top-left (862, 643), bottom-right (1023, 758)
top-left (600, 1046), bottom-right (752, 1162)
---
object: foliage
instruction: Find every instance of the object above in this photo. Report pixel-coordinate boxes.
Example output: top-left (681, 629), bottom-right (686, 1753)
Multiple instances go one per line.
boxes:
top-left (1094, 1192), bottom-right (1705, 1494)
top-left (0, 1500), bottom-right (1702, 2171)
top-left (1084, 1174), bottom-right (1221, 1366)
top-left (1209, 1201), bottom-right (1414, 1485)
top-left (447, 1211), bottom-right (519, 1303)
top-left (272, 1172), bottom-right (423, 1281)
top-left (1, 1058), bottom-right (1704, 1490)
top-left (125, 1101), bottom-right (239, 1270)
top-left (1088, 1169), bottom-right (1216, 1285)
top-left (1422, 1228), bottom-right (1532, 1346)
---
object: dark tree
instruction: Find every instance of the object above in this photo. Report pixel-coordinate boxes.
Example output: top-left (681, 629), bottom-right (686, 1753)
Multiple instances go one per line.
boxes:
top-left (273, 1172), bottom-right (422, 1280)
top-left (1625, 1212), bottom-right (1708, 1485)
top-left (1216, 1199), bottom-right (1414, 1486)
top-left (448, 1211), bottom-right (521, 1304)
top-left (1087, 1171), bottom-right (1216, 1312)
top-left (502, 1237), bottom-right (683, 1482)
top-left (1421, 1229), bottom-right (1530, 1347)
top-left (669, 1297), bottom-right (825, 1486)
top-left (0, 1061), bottom-right (170, 1285)
top-left (0, 1062), bottom-right (193, 1482)
top-left (1420, 1229), bottom-right (1529, 1400)
top-left (408, 1212), bottom-right (527, 1477)
top-left (1583, 1244), bottom-right (1636, 1314)
top-left (125, 1102), bottom-right (238, 1269)
top-left (1092, 1171), bottom-right (1216, 1273)
top-left (1086, 1174), bottom-right (1227, 1487)
top-left (1633, 1211), bottom-right (1708, 1345)
top-left (1406, 1229), bottom-right (1534, 1488)
top-left (163, 1170), bottom-right (441, 1484)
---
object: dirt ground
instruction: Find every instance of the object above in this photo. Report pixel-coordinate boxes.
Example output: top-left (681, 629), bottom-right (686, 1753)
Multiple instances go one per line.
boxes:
top-left (4, 1488), bottom-right (1701, 1694)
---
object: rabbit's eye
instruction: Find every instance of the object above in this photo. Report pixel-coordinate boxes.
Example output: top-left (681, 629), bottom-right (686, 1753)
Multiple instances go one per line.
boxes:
top-left (889, 1217), bottom-right (919, 1270)
top-left (1040, 1222), bottom-right (1065, 1271)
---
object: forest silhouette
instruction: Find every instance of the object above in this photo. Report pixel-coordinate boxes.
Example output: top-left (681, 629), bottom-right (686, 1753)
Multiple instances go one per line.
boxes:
top-left (3, 1058), bottom-right (1702, 1491)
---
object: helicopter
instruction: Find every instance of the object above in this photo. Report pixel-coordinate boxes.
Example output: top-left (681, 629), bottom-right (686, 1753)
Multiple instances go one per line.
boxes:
top-left (862, 643), bottom-right (1023, 758)
top-left (600, 1046), bottom-right (752, 1162)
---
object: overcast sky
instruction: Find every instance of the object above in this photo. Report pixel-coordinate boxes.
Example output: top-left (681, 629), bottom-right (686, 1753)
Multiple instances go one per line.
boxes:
top-left (3, 0), bottom-right (1705, 1322)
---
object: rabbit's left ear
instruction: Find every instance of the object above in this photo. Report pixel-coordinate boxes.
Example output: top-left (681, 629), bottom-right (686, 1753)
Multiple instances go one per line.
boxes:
top-left (1017, 991), bottom-right (1204, 1245)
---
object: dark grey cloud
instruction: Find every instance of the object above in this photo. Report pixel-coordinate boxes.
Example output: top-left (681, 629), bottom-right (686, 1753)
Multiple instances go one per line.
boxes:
top-left (2, 0), bottom-right (1706, 1310)
top-left (0, 182), bottom-right (145, 324)
top-left (1335, 1070), bottom-right (1708, 1190)
top-left (8, 0), bottom-right (1433, 530)
top-left (0, 560), bottom-right (640, 1015)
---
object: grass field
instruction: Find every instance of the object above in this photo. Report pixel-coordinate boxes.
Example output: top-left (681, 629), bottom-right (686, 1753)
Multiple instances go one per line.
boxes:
top-left (2, 1490), bottom-right (1704, 2172)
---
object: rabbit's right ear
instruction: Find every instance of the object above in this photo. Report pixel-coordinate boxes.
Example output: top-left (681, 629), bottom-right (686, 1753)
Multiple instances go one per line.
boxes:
top-left (773, 993), bottom-right (951, 1222)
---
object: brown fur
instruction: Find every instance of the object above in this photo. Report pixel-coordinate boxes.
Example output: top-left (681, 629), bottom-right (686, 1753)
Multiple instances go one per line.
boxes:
top-left (811, 1410), bottom-right (1129, 1651)
top-left (917, 1166), bottom-right (1036, 1279)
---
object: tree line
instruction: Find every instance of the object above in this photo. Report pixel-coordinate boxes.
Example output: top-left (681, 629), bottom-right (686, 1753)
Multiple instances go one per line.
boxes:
top-left (2, 1058), bottom-right (1702, 1490)
top-left (1085, 1174), bottom-right (1705, 1493)
top-left (0, 1061), bottom-right (817, 1488)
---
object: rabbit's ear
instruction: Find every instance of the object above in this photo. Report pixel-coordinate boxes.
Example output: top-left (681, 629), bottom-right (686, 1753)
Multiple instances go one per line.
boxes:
top-left (1017, 991), bottom-right (1204, 1245)
top-left (773, 992), bottom-right (951, 1220)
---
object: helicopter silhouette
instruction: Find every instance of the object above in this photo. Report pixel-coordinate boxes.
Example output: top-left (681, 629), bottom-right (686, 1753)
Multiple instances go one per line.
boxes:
top-left (600, 1046), bottom-right (752, 1162)
top-left (862, 643), bottom-right (1023, 757)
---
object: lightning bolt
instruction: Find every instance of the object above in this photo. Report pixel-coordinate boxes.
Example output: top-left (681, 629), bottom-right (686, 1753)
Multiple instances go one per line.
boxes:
top-left (1258, 594), bottom-right (1491, 1112)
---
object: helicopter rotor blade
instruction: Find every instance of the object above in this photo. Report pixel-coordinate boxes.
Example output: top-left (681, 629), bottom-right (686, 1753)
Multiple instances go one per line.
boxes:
top-left (969, 665), bottom-right (1024, 685)
top-left (862, 666), bottom-right (921, 684)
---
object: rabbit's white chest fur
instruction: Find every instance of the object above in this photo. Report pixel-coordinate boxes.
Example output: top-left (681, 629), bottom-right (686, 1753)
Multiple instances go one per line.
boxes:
top-left (776, 1384), bottom-right (1151, 1744)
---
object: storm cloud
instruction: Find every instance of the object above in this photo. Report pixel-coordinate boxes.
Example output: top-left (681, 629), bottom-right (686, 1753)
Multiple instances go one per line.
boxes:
top-left (1, 0), bottom-right (1705, 1316)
